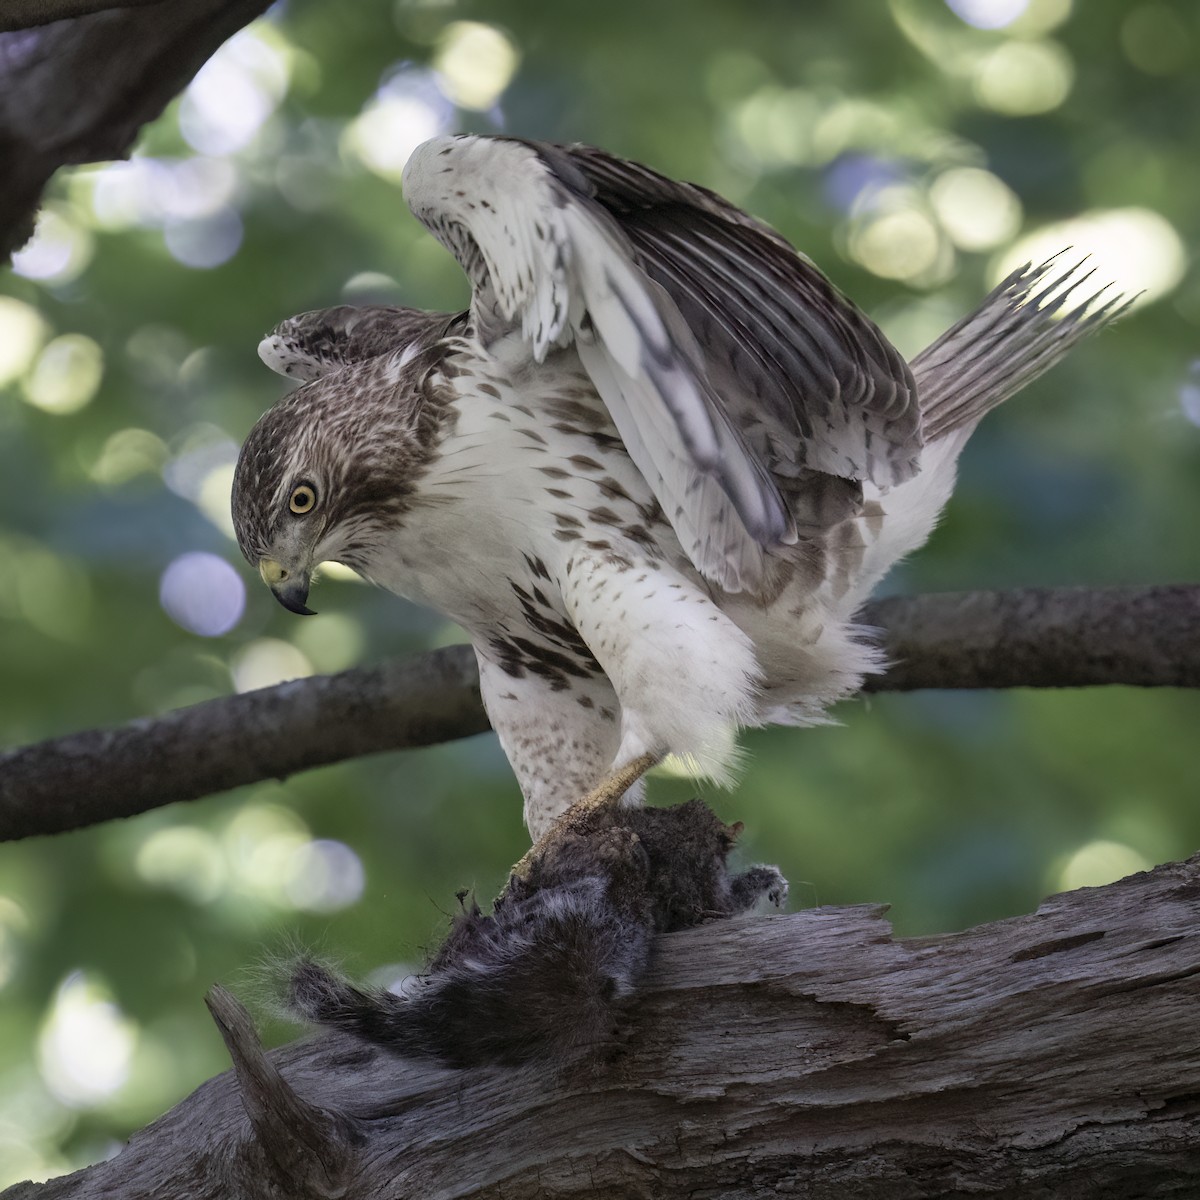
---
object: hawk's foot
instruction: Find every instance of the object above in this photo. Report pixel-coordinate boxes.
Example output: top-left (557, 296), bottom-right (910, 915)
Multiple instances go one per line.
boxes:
top-left (511, 751), bottom-right (660, 882)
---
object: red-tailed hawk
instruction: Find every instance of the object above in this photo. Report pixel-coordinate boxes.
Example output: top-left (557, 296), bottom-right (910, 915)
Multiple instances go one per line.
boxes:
top-left (232, 135), bottom-right (1123, 837)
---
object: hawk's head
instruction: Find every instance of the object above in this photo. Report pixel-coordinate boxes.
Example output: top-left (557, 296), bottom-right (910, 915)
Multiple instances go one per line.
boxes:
top-left (232, 351), bottom-right (446, 614)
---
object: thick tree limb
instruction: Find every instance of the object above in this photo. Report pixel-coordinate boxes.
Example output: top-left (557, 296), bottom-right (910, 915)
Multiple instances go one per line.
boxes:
top-left (0, 0), bottom-right (168, 33)
top-left (5, 852), bottom-right (1199, 1199)
top-left (2, 585), bottom-right (1197, 842)
top-left (0, 0), bottom-right (272, 258)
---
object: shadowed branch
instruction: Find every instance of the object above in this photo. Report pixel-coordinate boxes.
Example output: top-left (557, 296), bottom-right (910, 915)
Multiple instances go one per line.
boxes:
top-left (0, 0), bottom-right (273, 258)
top-left (2, 584), bottom-right (1196, 842)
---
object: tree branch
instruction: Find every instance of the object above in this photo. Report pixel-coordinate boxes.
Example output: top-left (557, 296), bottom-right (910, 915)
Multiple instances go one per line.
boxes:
top-left (2, 585), bottom-right (1197, 842)
top-left (861, 584), bottom-right (1200, 691)
top-left (5, 853), bottom-right (1198, 1199)
top-left (0, 0), bottom-right (273, 258)
top-left (0, 645), bottom-right (488, 840)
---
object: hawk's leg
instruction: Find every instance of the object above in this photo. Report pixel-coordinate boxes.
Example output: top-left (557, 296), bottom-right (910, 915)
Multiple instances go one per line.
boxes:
top-left (560, 549), bottom-right (762, 790)
top-left (475, 650), bottom-right (629, 839)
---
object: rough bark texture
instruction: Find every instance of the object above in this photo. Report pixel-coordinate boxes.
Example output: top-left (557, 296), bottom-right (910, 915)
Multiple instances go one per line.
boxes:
top-left (0, 645), bottom-right (488, 840)
top-left (863, 584), bottom-right (1200, 691)
top-left (0, 0), bottom-right (273, 258)
top-left (5, 854), bottom-right (1198, 1199)
top-left (3, 584), bottom-right (1197, 842)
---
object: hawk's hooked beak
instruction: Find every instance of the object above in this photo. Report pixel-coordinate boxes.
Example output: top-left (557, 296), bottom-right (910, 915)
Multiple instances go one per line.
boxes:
top-left (259, 559), bottom-right (316, 616)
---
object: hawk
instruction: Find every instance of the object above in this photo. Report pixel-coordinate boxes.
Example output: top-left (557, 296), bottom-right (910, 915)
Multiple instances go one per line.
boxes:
top-left (232, 135), bottom-right (1123, 839)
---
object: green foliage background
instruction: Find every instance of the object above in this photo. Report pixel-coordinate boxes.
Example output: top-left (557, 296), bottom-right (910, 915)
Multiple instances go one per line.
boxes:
top-left (1, 0), bottom-right (1198, 1181)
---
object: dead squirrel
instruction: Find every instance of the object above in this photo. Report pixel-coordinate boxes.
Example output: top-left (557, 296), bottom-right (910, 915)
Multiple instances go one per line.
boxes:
top-left (288, 798), bottom-right (787, 1067)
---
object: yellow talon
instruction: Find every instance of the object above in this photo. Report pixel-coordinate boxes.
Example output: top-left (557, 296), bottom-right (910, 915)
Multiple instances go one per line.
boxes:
top-left (512, 752), bottom-right (661, 881)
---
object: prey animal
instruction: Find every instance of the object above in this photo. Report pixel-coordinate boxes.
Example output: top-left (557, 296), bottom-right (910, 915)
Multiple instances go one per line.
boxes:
top-left (232, 135), bottom-right (1124, 839)
top-left (290, 796), bottom-right (787, 1067)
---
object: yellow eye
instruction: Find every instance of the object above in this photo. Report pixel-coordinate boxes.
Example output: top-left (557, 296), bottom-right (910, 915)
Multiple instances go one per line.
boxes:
top-left (289, 483), bottom-right (317, 515)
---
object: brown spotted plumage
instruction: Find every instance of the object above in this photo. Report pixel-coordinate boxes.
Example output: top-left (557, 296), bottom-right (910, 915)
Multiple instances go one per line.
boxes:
top-left (233, 135), bottom-right (1126, 837)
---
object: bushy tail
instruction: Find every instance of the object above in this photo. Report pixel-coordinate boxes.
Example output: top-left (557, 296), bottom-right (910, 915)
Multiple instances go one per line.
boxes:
top-left (911, 256), bottom-right (1131, 442)
top-left (288, 879), bottom-right (651, 1069)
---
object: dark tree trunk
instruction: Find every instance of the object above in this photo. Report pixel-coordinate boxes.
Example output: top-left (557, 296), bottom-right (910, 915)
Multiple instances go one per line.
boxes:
top-left (0, 0), bottom-right (273, 259)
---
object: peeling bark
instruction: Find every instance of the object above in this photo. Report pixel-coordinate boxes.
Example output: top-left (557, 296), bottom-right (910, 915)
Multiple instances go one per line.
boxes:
top-left (5, 854), bottom-right (1199, 1199)
top-left (2, 585), bottom-right (1197, 842)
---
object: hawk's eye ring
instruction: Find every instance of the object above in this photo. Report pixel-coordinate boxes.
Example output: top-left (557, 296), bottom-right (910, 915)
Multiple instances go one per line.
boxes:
top-left (289, 483), bottom-right (318, 515)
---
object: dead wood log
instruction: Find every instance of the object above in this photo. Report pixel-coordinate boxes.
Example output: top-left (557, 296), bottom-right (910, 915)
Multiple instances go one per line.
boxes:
top-left (5, 853), bottom-right (1198, 1199)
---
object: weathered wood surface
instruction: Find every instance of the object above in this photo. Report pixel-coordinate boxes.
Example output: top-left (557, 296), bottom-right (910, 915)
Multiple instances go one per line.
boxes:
top-left (4, 584), bottom-right (1198, 841)
top-left (7, 854), bottom-right (1199, 1199)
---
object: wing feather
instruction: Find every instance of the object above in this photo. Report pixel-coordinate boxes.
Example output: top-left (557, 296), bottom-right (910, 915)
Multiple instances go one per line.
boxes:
top-left (258, 306), bottom-right (461, 381)
top-left (402, 134), bottom-right (919, 589)
top-left (565, 145), bottom-right (920, 468)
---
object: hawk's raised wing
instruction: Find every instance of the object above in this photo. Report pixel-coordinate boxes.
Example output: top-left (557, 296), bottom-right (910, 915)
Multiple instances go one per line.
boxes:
top-left (402, 135), bottom-right (921, 591)
top-left (258, 305), bottom-right (464, 382)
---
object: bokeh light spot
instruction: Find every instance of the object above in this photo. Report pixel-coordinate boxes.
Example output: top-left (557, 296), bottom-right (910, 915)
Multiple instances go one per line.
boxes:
top-left (995, 207), bottom-right (1187, 310)
top-left (946, 0), bottom-right (1028, 28)
top-left (433, 21), bottom-right (519, 111)
top-left (343, 69), bottom-right (452, 183)
top-left (164, 208), bottom-right (244, 270)
top-left (291, 612), bottom-right (366, 673)
top-left (179, 28), bottom-right (290, 156)
top-left (284, 840), bottom-right (366, 912)
top-left (38, 973), bottom-right (137, 1107)
top-left (232, 638), bottom-right (315, 692)
top-left (0, 297), bottom-right (49, 386)
top-left (1180, 361), bottom-right (1200, 428)
top-left (11, 208), bottom-right (94, 285)
top-left (342, 271), bottom-right (402, 302)
top-left (159, 552), bottom-right (246, 637)
top-left (1057, 840), bottom-right (1151, 892)
top-left (823, 155), bottom-right (905, 214)
top-left (974, 40), bottom-right (1073, 115)
top-left (930, 167), bottom-right (1022, 251)
top-left (316, 560), bottom-right (364, 583)
top-left (22, 334), bottom-right (104, 415)
top-left (730, 87), bottom-right (820, 167)
top-left (811, 97), bottom-right (914, 166)
top-left (89, 428), bottom-right (169, 487)
top-left (155, 157), bottom-right (239, 222)
top-left (134, 827), bottom-right (227, 903)
top-left (82, 156), bottom-right (238, 231)
top-left (223, 803), bottom-right (312, 905)
top-left (850, 203), bottom-right (944, 283)
top-left (164, 427), bottom-right (240, 505)
top-left (653, 754), bottom-right (705, 780)
top-left (1007, 0), bottom-right (1072, 35)
top-left (197, 462), bottom-right (237, 539)
top-left (0, 896), bottom-right (30, 991)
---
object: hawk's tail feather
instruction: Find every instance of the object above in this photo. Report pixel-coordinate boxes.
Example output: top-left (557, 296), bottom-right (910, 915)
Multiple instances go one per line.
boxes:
top-left (911, 255), bottom-right (1132, 443)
